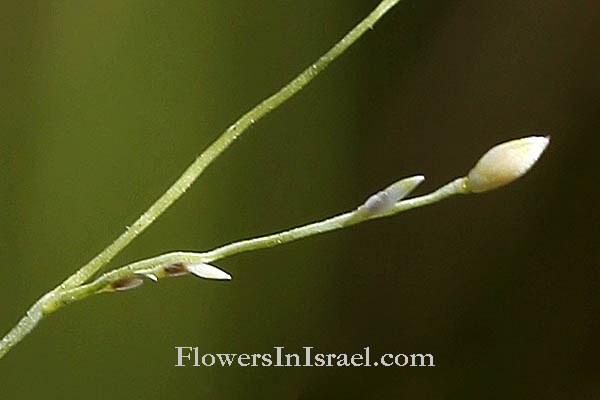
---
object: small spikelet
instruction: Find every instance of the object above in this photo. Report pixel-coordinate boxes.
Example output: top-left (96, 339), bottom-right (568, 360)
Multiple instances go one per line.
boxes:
top-left (163, 263), bottom-right (188, 277)
top-left (186, 263), bottom-right (232, 281)
top-left (110, 276), bottom-right (144, 292)
top-left (361, 175), bottom-right (425, 216)
top-left (467, 136), bottom-right (549, 193)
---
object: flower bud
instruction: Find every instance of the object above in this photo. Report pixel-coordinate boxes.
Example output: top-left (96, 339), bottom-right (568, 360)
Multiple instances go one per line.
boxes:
top-left (466, 136), bottom-right (549, 193)
top-left (360, 175), bottom-right (425, 216)
top-left (136, 261), bottom-right (232, 282)
top-left (186, 263), bottom-right (232, 281)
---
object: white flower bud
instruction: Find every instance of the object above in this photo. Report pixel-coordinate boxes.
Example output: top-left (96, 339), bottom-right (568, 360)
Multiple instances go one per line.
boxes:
top-left (466, 136), bottom-right (549, 193)
top-left (186, 263), bottom-right (232, 281)
top-left (361, 175), bottom-right (425, 216)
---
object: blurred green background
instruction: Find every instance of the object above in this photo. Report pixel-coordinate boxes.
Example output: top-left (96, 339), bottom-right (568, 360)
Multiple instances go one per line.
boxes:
top-left (1, 0), bottom-right (599, 398)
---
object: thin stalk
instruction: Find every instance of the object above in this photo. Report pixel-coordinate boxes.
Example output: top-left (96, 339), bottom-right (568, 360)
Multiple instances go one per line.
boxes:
top-left (62, 0), bottom-right (403, 290)
top-left (48, 178), bottom-right (469, 313)
top-left (0, 0), bottom-right (404, 360)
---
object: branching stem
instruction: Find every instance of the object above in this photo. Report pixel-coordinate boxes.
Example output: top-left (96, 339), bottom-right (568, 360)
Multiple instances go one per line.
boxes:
top-left (0, 0), bottom-right (406, 360)
top-left (51, 177), bottom-right (469, 313)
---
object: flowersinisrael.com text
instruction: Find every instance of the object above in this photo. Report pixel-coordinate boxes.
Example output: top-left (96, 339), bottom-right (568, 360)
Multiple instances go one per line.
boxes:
top-left (175, 346), bottom-right (434, 367)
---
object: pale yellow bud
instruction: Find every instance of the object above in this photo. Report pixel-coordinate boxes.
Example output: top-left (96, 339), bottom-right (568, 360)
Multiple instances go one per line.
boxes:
top-left (466, 136), bottom-right (549, 193)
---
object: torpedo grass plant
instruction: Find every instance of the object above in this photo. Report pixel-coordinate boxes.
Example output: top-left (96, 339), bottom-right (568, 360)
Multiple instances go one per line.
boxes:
top-left (0, 0), bottom-right (549, 360)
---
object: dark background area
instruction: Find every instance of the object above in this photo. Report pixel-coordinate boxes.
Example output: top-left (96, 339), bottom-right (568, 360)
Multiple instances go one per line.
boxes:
top-left (1, 0), bottom-right (598, 398)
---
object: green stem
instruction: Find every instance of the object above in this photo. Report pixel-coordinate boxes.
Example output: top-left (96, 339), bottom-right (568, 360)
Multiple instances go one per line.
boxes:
top-left (62, 0), bottom-right (403, 290)
top-left (203, 177), bottom-right (468, 261)
top-left (50, 178), bottom-right (469, 313)
top-left (0, 0), bottom-right (404, 360)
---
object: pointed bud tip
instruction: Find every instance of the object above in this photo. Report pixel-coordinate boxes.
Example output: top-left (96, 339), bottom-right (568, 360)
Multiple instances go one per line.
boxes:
top-left (385, 175), bottom-right (425, 199)
top-left (467, 135), bottom-right (549, 193)
top-left (186, 263), bottom-right (232, 281)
